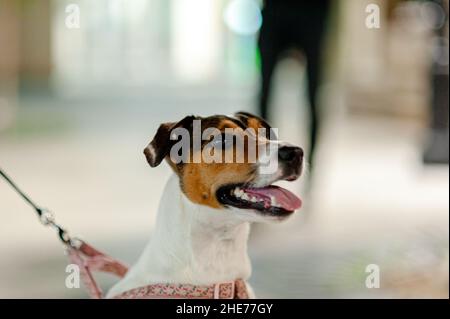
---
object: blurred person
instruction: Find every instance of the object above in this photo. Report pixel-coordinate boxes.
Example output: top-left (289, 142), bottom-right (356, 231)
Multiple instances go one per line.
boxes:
top-left (258, 0), bottom-right (331, 167)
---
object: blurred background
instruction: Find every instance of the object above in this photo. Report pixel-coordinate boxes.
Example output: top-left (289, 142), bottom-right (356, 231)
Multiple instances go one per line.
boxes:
top-left (0, 0), bottom-right (448, 298)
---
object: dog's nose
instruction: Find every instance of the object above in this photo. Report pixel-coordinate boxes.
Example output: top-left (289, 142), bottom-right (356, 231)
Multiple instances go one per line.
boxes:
top-left (278, 146), bottom-right (303, 163)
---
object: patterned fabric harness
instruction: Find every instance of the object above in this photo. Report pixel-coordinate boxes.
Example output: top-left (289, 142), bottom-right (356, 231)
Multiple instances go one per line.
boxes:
top-left (113, 279), bottom-right (249, 299)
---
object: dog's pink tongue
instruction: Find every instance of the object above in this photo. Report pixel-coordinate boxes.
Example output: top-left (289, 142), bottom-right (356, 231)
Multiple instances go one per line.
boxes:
top-left (244, 185), bottom-right (302, 211)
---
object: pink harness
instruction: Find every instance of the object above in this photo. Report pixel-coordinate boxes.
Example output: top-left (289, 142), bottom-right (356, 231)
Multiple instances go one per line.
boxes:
top-left (67, 240), bottom-right (249, 299)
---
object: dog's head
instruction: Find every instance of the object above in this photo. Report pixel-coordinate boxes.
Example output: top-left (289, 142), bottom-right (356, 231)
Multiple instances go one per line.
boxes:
top-left (144, 112), bottom-right (303, 222)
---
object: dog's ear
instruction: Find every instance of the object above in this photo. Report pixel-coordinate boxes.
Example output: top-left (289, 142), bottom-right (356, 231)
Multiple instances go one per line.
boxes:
top-left (234, 111), bottom-right (277, 140)
top-left (144, 115), bottom-right (196, 167)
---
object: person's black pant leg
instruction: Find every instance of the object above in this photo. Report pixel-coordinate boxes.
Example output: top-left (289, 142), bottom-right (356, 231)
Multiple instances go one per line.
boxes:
top-left (258, 8), bottom-right (281, 121)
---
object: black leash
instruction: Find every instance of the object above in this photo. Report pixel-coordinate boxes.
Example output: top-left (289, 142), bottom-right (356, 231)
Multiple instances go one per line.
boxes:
top-left (0, 168), bottom-right (75, 246)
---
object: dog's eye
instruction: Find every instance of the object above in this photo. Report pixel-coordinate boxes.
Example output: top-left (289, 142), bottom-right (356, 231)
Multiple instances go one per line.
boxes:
top-left (210, 133), bottom-right (233, 149)
top-left (222, 133), bottom-right (235, 149)
top-left (210, 135), bottom-right (222, 147)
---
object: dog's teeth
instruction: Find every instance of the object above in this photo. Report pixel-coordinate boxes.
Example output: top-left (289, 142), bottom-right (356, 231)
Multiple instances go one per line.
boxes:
top-left (234, 189), bottom-right (246, 199)
top-left (270, 195), bottom-right (277, 206)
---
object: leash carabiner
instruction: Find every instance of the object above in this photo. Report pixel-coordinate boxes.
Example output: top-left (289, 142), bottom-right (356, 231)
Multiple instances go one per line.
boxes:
top-left (0, 168), bottom-right (76, 247)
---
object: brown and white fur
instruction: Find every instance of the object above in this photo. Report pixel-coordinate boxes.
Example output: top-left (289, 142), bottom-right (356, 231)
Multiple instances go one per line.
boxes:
top-left (107, 112), bottom-right (303, 298)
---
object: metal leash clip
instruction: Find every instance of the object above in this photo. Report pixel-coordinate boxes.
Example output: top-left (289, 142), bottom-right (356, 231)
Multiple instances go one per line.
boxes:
top-left (39, 208), bottom-right (55, 225)
top-left (37, 208), bottom-right (79, 248)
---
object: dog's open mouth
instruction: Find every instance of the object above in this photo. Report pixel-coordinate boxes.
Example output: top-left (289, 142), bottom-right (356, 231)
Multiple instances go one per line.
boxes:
top-left (216, 184), bottom-right (302, 216)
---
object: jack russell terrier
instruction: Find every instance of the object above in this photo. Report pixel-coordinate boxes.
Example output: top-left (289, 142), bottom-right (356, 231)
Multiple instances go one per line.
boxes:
top-left (107, 112), bottom-right (303, 299)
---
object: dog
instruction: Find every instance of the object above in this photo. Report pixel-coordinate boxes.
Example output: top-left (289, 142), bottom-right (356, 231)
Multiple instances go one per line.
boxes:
top-left (106, 112), bottom-right (303, 298)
